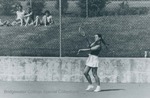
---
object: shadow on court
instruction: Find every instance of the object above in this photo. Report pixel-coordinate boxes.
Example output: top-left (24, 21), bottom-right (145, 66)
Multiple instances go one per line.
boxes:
top-left (101, 89), bottom-right (125, 92)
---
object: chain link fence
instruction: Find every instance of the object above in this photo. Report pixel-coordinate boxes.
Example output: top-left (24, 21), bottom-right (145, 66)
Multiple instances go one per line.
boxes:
top-left (0, 0), bottom-right (150, 57)
top-left (61, 0), bottom-right (150, 57)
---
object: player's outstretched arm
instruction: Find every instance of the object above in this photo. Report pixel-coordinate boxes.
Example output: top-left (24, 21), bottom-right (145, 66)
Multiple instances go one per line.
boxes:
top-left (77, 45), bottom-right (100, 55)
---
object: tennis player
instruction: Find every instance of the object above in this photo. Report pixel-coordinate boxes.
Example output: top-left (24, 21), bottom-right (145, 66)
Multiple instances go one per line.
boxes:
top-left (78, 34), bottom-right (108, 92)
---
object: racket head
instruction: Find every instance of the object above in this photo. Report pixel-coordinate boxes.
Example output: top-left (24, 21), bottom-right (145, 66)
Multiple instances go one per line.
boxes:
top-left (79, 26), bottom-right (86, 37)
top-left (79, 26), bottom-right (91, 48)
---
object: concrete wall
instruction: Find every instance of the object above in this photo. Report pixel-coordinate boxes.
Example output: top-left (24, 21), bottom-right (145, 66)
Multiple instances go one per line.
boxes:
top-left (0, 57), bottom-right (150, 83)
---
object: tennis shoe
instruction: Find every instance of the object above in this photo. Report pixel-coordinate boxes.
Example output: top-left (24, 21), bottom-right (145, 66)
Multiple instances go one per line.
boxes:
top-left (94, 86), bottom-right (101, 92)
top-left (86, 85), bottom-right (94, 91)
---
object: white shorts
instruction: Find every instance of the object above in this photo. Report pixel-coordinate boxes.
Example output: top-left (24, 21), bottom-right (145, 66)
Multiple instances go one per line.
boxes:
top-left (86, 54), bottom-right (99, 67)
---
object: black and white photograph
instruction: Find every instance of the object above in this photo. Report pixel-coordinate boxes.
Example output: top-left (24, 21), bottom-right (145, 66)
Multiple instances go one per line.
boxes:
top-left (0, 0), bottom-right (150, 98)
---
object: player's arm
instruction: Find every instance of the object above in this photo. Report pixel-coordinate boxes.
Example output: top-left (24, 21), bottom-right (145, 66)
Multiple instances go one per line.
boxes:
top-left (77, 45), bottom-right (100, 54)
top-left (47, 16), bottom-right (52, 23)
top-left (24, 12), bottom-right (33, 18)
top-left (90, 41), bottom-right (96, 47)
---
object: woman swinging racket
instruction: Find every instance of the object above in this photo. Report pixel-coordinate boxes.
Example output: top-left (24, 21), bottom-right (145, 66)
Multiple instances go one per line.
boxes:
top-left (77, 34), bottom-right (109, 92)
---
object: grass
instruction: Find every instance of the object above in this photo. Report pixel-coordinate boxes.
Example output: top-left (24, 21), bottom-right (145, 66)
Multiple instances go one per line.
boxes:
top-left (1, 15), bottom-right (150, 57)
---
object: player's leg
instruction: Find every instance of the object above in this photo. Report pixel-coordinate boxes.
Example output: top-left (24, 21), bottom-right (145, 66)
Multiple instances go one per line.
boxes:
top-left (28, 18), bottom-right (34, 26)
top-left (34, 16), bottom-right (40, 26)
top-left (42, 16), bottom-right (47, 26)
top-left (20, 19), bottom-right (23, 26)
top-left (28, 17), bottom-right (34, 26)
top-left (84, 66), bottom-right (94, 90)
top-left (25, 17), bottom-right (30, 26)
top-left (0, 22), bottom-right (4, 26)
top-left (0, 19), bottom-right (7, 26)
top-left (11, 21), bottom-right (17, 26)
top-left (48, 17), bottom-right (54, 25)
top-left (3, 21), bottom-right (7, 25)
top-left (92, 67), bottom-right (101, 92)
top-left (5, 20), bottom-right (12, 26)
top-left (11, 19), bottom-right (21, 26)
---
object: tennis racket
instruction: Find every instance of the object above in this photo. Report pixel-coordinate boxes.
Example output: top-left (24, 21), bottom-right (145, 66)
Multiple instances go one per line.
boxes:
top-left (77, 26), bottom-right (91, 55)
top-left (79, 26), bottom-right (91, 48)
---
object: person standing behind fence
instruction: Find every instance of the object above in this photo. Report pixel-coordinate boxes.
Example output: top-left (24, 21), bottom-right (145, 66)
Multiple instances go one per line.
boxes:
top-left (77, 34), bottom-right (109, 92)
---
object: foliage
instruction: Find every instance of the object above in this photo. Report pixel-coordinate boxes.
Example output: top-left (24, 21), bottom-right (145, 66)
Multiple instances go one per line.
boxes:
top-left (55, 0), bottom-right (69, 15)
top-left (77, 0), bottom-right (110, 17)
top-left (0, 0), bottom-right (20, 15)
top-left (26, 0), bottom-right (46, 15)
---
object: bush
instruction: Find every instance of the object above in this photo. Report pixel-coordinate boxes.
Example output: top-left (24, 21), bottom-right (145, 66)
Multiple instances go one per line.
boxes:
top-left (0, 0), bottom-right (20, 15)
top-left (55, 0), bottom-right (68, 15)
top-left (26, 0), bottom-right (46, 15)
top-left (100, 1), bottom-right (149, 16)
top-left (77, 0), bottom-right (109, 17)
top-left (128, 7), bottom-right (149, 15)
top-left (117, 1), bottom-right (129, 15)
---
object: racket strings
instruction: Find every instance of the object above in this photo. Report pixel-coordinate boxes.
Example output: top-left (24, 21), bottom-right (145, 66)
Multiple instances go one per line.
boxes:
top-left (79, 27), bottom-right (86, 37)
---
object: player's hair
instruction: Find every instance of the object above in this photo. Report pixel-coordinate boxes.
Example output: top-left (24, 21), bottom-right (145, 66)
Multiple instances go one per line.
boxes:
top-left (18, 5), bottom-right (23, 10)
top-left (97, 34), bottom-right (102, 38)
top-left (97, 34), bottom-right (108, 46)
top-left (96, 34), bottom-right (104, 45)
top-left (27, 7), bottom-right (32, 13)
top-left (44, 10), bottom-right (51, 15)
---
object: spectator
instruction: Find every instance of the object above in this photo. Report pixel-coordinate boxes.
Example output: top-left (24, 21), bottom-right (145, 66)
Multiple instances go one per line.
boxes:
top-left (34, 10), bottom-right (54, 27)
top-left (11, 5), bottom-right (25, 26)
top-left (24, 7), bottom-right (34, 26)
top-left (0, 19), bottom-right (8, 26)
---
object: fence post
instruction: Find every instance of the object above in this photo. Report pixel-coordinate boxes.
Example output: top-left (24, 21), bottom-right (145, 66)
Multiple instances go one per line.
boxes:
top-left (30, 0), bottom-right (32, 8)
top-left (59, 0), bottom-right (62, 57)
top-left (86, 0), bottom-right (88, 18)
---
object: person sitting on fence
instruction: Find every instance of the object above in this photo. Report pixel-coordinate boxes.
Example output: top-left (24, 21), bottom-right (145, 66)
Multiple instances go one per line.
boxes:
top-left (24, 7), bottom-right (34, 26)
top-left (11, 5), bottom-right (25, 26)
top-left (34, 10), bottom-right (54, 27)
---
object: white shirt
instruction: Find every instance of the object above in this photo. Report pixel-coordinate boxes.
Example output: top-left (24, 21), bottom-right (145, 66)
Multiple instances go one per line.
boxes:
top-left (47, 15), bottom-right (52, 22)
top-left (16, 10), bottom-right (25, 20)
top-left (42, 15), bottom-right (52, 23)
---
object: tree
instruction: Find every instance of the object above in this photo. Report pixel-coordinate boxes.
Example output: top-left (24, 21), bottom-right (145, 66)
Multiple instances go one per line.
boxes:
top-left (118, 0), bottom-right (129, 15)
top-left (77, 0), bottom-right (109, 17)
top-left (55, 0), bottom-right (68, 15)
top-left (0, 0), bottom-right (20, 15)
top-left (27, 0), bottom-right (46, 15)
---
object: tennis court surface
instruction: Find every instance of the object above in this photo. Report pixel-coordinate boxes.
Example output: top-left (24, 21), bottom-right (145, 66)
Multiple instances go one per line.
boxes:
top-left (0, 82), bottom-right (149, 98)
